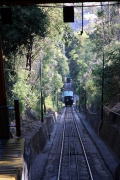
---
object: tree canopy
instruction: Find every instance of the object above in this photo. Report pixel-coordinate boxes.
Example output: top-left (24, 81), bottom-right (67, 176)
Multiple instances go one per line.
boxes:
top-left (1, 3), bottom-right (120, 117)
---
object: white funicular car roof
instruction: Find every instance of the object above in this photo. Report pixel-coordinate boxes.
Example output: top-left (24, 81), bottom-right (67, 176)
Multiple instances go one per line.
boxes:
top-left (64, 91), bottom-right (73, 97)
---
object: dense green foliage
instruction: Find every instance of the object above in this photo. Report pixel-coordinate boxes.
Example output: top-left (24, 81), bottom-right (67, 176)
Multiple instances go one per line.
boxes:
top-left (67, 3), bottom-right (120, 110)
top-left (1, 5), bottom-right (49, 56)
top-left (1, 3), bottom-right (120, 118)
top-left (1, 5), bottom-right (69, 117)
top-left (89, 3), bottom-right (120, 107)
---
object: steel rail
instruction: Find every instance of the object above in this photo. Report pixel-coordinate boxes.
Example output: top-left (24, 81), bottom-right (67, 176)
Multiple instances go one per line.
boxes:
top-left (75, 107), bottom-right (114, 179)
top-left (71, 125), bottom-right (80, 180)
top-left (40, 108), bottom-right (65, 180)
top-left (68, 135), bottom-right (72, 180)
top-left (72, 107), bottom-right (94, 180)
top-left (57, 107), bottom-right (66, 180)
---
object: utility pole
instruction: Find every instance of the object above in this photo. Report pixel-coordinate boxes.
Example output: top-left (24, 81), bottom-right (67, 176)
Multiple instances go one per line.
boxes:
top-left (84, 87), bottom-right (86, 114)
top-left (99, 51), bottom-right (104, 134)
top-left (99, 2), bottom-right (105, 135)
top-left (79, 83), bottom-right (80, 112)
top-left (57, 88), bottom-right (58, 111)
top-left (40, 56), bottom-right (43, 123)
top-left (0, 38), bottom-right (10, 138)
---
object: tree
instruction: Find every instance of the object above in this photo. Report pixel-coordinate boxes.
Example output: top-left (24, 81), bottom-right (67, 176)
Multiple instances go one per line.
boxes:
top-left (1, 5), bottom-right (49, 109)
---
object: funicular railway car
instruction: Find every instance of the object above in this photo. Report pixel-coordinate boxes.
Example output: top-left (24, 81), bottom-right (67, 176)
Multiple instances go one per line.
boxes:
top-left (66, 75), bottom-right (71, 83)
top-left (63, 90), bottom-right (74, 106)
top-left (66, 77), bottom-right (71, 83)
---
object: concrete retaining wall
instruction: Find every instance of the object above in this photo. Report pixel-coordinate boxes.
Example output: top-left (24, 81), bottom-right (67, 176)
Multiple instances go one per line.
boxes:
top-left (23, 111), bottom-right (57, 180)
top-left (85, 109), bottom-right (120, 160)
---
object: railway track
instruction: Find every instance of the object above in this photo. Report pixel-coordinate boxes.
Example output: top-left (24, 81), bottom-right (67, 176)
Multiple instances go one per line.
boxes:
top-left (57, 107), bottom-right (93, 180)
top-left (41, 106), bottom-right (114, 180)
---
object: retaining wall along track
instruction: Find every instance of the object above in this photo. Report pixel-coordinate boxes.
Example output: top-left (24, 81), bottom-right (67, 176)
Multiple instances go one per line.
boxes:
top-left (85, 108), bottom-right (120, 160)
top-left (23, 111), bottom-right (58, 180)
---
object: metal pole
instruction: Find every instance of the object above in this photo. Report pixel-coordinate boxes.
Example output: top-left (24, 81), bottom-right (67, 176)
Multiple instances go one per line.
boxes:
top-left (14, 98), bottom-right (21, 137)
top-left (84, 89), bottom-right (86, 114)
top-left (99, 51), bottom-right (104, 134)
top-left (40, 58), bottom-right (43, 123)
top-left (41, 89), bottom-right (43, 123)
top-left (79, 84), bottom-right (80, 112)
top-left (81, 2), bottom-right (83, 35)
top-left (57, 89), bottom-right (58, 111)
top-left (98, 2), bottom-right (105, 135)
